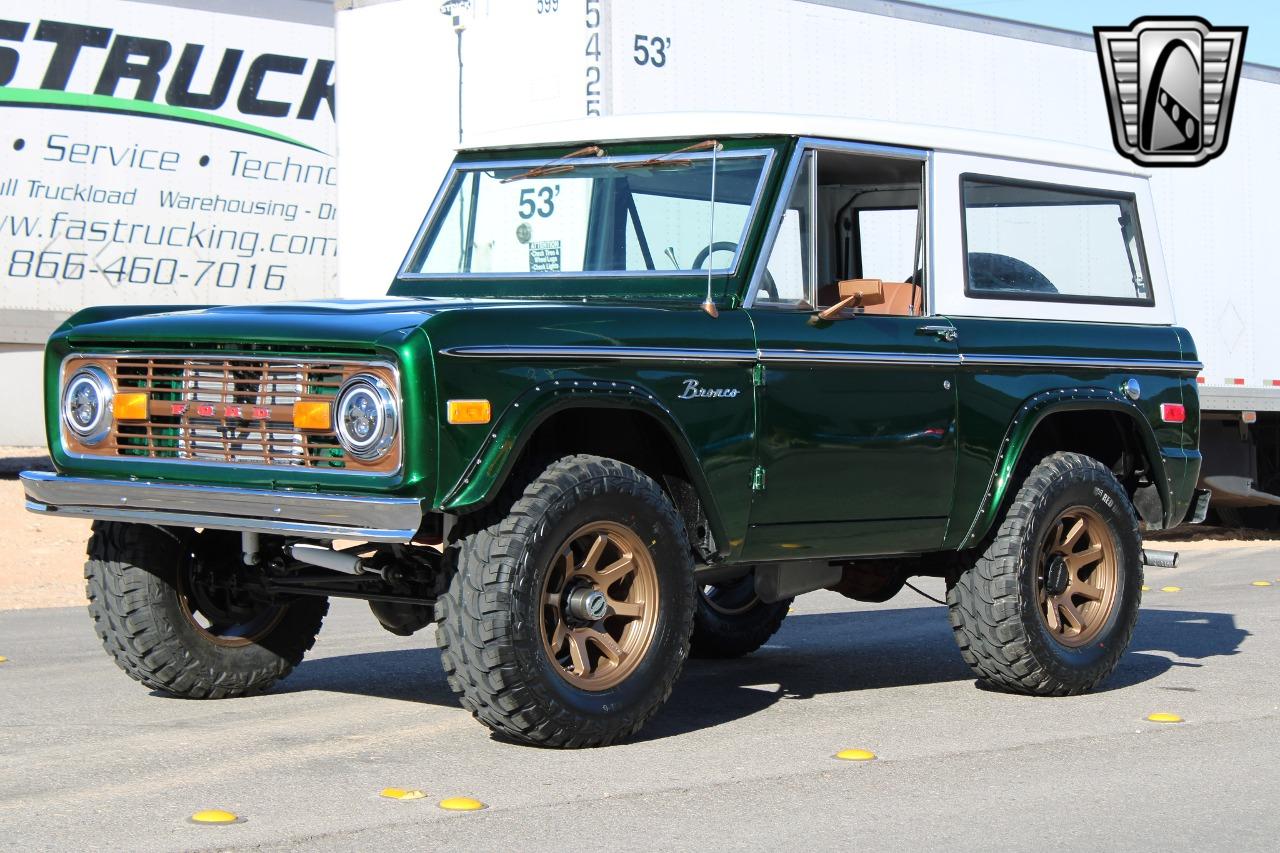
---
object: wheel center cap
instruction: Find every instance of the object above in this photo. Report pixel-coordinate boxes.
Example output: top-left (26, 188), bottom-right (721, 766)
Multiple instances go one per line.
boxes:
top-left (1045, 556), bottom-right (1070, 597)
top-left (566, 587), bottom-right (609, 621)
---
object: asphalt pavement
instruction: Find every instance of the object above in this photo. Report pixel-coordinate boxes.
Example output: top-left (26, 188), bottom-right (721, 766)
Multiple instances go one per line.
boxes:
top-left (1, 544), bottom-right (1277, 851)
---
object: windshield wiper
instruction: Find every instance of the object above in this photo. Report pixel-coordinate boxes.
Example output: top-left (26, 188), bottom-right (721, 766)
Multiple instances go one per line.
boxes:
top-left (499, 145), bottom-right (607, 183)
top-left (614, 139), bottom-right (720, 171)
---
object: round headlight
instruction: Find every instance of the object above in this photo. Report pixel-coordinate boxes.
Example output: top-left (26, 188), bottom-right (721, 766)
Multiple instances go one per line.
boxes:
top-left (334, 374), bottom-right (397, 460)
top-left (62, 366), bottom-right (113, 446)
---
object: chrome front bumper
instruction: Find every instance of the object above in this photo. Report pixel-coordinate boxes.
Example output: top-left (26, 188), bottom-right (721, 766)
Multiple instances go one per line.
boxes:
top-left (20, 471), bottom-right (424, 542)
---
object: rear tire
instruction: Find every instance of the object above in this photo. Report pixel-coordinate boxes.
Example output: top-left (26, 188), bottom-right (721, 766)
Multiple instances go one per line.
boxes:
top-left (690, 575), bottom-right (790, 659)
top-left (947, 452), bottom-right (1142, 695)
top-left (436, 455), bottom-right (696, 748)
top-left (85, 522), bottom-right (327, 698)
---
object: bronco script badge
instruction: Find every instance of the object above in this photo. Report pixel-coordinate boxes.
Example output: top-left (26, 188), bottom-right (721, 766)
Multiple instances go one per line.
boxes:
top-left (678, 379), bottom-right (741, 400)
top-left (1094, 17), bottom-right (1247, 167)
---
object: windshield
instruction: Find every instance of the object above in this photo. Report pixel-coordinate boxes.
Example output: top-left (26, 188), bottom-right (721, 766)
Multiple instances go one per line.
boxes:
top-left (406, 149), bottom-right (771, 277)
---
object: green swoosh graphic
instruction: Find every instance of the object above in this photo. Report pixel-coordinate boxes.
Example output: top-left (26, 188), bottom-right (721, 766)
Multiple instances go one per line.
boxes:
top-left (0, 87), bottom-right (324, 153)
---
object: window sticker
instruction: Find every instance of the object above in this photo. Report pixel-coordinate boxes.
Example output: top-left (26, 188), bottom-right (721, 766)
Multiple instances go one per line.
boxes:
top-left (529, 240), bottom-right (562, 272)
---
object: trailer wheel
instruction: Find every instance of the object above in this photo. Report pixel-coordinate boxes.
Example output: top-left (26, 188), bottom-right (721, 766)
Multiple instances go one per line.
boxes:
top-left (86, 522), bottom-right (327, 698)
top-left (436, 455), bottom-right (696, 748)
top-left (947, 452), bottom-right (1142, 695)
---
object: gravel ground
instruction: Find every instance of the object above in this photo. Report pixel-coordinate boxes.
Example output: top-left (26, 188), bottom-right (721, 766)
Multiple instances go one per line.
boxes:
top-left (2, 450), bottom-right (92, 610)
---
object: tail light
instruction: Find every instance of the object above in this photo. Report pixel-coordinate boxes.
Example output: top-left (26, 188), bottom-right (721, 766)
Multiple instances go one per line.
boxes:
top-left (1160, 403), bottom-right (1186, 424)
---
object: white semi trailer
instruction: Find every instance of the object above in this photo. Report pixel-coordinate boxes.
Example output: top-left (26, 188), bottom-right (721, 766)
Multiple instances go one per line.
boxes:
top-left (336, 0), bottom-right (1280, 523)
top-left (0, 0), bottom-right (337, 444)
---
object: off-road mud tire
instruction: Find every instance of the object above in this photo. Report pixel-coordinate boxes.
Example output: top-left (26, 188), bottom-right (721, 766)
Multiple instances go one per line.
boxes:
top-left (947, 452), bottom-right (1142, 695)
top-left (436, 455), bottom-right (696, 748)
top-left (85, 521), bottom-right (327, 698)
top-left (690, 577), bottom-right (791, 659)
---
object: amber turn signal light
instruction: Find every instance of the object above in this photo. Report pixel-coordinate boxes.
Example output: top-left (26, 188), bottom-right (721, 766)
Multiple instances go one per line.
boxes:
top-left (447, 399), bottom-right (492, 425)
top-left (112, 392), bottom-right (149, 421)
top-left (293, 400), bottom-right (332, 430)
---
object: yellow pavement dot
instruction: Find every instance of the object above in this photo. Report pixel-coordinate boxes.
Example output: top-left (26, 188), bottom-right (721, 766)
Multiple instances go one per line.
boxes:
top-left (1160, 586), bottom-right (1181, 593)
top-left (1147, 712), bottom-right (1184, 724)
top-left (438, 796), bottom-right (486, 812)
top-left (381, 788), bottom-right (426, 801)
top-left (834, 748), bottom-right (877, 761)
top-left (1140, 585), bottom-right (1150, 592)
top-left (189, 810), bottom-right (240, 825)
top-left (0, 655), bottom-right (7, 663)
top-left (1251, 580), bottom-right (1273, 587)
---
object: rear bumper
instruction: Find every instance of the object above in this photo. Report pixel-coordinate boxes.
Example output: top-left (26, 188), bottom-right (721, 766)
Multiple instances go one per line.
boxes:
top-left (20, 471), bottom-right (424, 542)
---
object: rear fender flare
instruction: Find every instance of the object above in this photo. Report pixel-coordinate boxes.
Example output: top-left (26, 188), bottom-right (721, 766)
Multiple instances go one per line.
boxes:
top-left (959, 388), bottom-right (1169, 548)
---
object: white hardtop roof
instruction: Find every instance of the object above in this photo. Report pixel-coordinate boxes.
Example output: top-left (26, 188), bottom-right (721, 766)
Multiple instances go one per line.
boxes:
top-left (462, 111), bottom-right (1146, 177)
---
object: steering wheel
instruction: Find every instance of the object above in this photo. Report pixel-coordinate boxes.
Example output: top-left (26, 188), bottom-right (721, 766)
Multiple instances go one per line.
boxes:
top-left (692, 240), bottom-right (779, 302)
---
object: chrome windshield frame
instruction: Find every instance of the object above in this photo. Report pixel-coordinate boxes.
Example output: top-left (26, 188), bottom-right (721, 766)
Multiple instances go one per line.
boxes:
top-left (396, 147), bottom-right (777, 281)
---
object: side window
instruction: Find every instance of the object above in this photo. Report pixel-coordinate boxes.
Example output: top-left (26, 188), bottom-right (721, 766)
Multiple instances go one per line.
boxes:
top-left (857, 209), bottom-right (918, 282)
top-left (756, 152), bottom-right (813, 306)
top-left (752, 149), bottom-right (925, 316)
top-left (962, 177), bottom-right (1150, 302)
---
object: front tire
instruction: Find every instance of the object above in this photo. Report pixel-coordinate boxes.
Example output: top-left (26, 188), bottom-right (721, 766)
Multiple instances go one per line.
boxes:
top-left (690, 575), bottom-right (791, 659)
top-left (947, 452), bottom-right (1142, 695)
top-left (436, 455), bottom-right (696, 747)
top-left (86, 522), bottom-right (327, 698)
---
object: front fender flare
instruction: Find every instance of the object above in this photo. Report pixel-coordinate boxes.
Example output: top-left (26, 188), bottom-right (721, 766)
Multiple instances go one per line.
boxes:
top-left (439, 379), bottom-right (728, 551)
top-left (958, 388), bottom-right (1170, 548)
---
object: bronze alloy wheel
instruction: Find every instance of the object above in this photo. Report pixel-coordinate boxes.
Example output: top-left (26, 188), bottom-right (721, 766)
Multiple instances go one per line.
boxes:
top-left (540, 521), bottom-right (660, 691)
top-left (701, 577), bottom-right (760, 617)
top-left (177, 559), bottom-right (286, 648)
top-left (1035, 506), bottom-right (1119, 648)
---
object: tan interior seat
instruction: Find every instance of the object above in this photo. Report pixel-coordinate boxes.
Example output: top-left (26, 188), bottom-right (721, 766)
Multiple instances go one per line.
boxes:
top-left (836, 279), bottom-right (922, 316)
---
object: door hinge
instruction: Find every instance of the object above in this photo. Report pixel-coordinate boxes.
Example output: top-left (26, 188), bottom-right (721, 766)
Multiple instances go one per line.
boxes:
top-left (752, 363), bottom-right (766, 387)
top-left (751, 465), bottom-right (766, 491)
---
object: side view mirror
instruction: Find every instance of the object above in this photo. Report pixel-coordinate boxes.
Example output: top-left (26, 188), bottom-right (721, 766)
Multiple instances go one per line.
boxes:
top-left (814, 293), bottom-right (864, 321)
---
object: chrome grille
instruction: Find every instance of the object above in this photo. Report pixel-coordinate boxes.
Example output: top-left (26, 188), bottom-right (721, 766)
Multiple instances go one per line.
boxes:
top-left (109, 356), bottom-right (348, 468)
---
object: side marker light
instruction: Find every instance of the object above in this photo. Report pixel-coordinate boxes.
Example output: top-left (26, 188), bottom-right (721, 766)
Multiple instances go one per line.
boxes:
top-left (447, 399), bottom-right (492, 425)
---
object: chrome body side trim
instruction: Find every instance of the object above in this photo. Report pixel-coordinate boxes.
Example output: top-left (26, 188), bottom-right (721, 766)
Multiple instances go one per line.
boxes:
top-left (439, 345), bottom-right (759, 363)
top-left (759, 349), bottom-right (961, 367)
top-left (439, 344), bottom-right (1202, 375)
top-left (20, 471), bottom-right (424, 542)
top-left (959, 354), bottom-right (1203, 374)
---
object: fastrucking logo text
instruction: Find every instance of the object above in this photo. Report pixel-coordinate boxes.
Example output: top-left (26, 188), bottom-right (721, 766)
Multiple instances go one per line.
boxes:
top-left (0, 18), bottom-right (334, 142)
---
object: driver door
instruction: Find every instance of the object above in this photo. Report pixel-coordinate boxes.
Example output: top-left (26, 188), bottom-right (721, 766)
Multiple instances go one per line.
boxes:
top-left (744, 145), bottom-right (959, 561)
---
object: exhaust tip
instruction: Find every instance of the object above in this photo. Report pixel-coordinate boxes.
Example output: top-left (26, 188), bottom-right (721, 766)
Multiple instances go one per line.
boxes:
top-left (1141, 549), bottom-right (1179, 569)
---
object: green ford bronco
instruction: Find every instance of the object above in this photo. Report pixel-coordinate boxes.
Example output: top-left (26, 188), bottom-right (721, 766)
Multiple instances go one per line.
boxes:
top-left (23, 114), bottom-right (1208, 747)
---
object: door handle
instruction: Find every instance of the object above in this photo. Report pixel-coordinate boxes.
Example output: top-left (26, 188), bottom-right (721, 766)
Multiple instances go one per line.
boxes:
top-left (917, 325), bottom-right (958, 342)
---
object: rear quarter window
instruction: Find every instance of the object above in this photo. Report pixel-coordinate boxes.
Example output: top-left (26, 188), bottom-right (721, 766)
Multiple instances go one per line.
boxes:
top-left (961, 175), bottom-right (1153, 305)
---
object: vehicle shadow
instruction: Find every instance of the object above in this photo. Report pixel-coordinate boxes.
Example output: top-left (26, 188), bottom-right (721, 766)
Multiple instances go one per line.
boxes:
top-left (279, 604), bottom-right (1249, 742)
top-left (644, 605), bottom-right (1249, 741)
